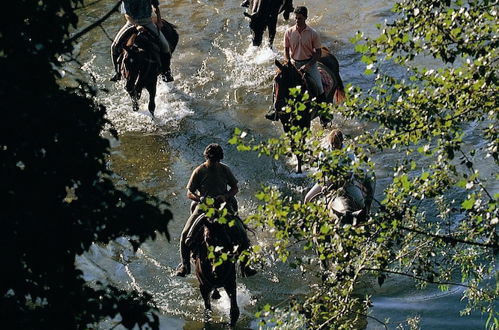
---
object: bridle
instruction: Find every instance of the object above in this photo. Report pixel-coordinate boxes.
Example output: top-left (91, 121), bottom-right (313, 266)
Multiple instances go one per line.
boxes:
top-left (272, 63), bottom-right (309, 112)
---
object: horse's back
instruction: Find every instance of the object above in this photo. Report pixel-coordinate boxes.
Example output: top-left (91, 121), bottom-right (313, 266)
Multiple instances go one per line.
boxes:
top-left (319, 46), bottom-right (339, 74)
top-left (194, 221), bottom-right (237, 288)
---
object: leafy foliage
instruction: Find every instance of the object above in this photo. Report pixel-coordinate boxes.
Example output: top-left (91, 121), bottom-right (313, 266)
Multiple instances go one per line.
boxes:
top-left (1, 0), bottom-right (171, 328)
top-left (231, 0), bottom-right (498, 328)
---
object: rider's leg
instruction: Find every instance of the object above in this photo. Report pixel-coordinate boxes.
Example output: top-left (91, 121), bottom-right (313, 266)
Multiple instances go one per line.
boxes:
top-left (110, 23), bottom-right (134, 81)
top-left (226, 197), bottom-right (257, 277)
top-left (232, 216), bottom-right (257, 277)
top-left (306, 63), bottom-right (325, 98)
top-left (157, 31), bottom-right (174, 82)
top-left (304, 183), bottom-right (323, 204)
top-left (345, 182), bottom-right (365, 210)
top-left (175, 204), bottom-right (201, 277)
top-left (306, 63), bottom-right (331, 125)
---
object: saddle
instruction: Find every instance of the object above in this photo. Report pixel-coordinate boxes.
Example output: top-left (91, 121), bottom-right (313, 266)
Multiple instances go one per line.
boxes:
top-left (303, 63), bottom-right (334, 99)
top-left (124, 26), bottom-right (161, 53)
top-left (185, 210), bottom-right (249, 256)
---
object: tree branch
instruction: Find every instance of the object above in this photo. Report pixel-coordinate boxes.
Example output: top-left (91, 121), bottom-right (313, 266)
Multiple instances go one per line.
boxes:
top-left (398, 224), bottom-right (496, 249)
top-left (362, 267), bottom-right (474, 289)
top-left (66, 0), bottom-right (123, 45)
top-left (372, 200), bottom-right (497, 249)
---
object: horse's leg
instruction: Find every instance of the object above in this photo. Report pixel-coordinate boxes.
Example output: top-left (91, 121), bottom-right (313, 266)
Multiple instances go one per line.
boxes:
top-left (146, 79), bottom-right (157, 116)
top-left (267, 17), bottom-right (278, 48)
top-left (296, 154), bottom-right (303, 174)
top-left (129, 91), bottom-right (140, 112)
top-left (225, 273), bottom-right (239, 327)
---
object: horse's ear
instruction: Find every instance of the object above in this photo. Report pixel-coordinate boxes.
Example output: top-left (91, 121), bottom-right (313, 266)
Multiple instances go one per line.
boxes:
top-left (275, 59), bottom-right (284, 70)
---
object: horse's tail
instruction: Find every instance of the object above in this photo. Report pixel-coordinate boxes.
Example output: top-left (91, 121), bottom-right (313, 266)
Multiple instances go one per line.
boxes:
top-left (333, 78), bottom-right (345, 105)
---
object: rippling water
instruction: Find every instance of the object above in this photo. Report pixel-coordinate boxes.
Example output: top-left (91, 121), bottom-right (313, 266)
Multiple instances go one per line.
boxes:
top-left (70, 0), bottom-right (490, 328)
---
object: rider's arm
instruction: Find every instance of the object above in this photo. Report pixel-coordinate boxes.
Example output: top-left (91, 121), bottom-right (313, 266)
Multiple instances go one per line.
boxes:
top-left (302, 29), bottom-right (321, 71)
top-left (302, 48), bottom-right (321, 71)
top-left (224, 184), bottom-right (239, 201)
top-left (304, 183), bottom-right (322, 203)
top-left (187, 189), bottom-right (201, 203)
top-left (284, 47), bottom-right (291, 62)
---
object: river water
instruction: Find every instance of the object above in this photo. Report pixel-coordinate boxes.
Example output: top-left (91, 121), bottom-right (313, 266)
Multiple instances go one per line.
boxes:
top-left (70, 0), bottom-right (490, 328)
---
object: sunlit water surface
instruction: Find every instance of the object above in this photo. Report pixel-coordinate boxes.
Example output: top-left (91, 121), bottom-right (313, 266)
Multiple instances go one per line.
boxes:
top-left (69, 0), bottom-right (493, 328)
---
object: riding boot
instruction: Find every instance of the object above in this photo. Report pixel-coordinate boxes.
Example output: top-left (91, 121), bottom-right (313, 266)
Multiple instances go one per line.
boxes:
top-left (175, 244), bottom-right (191, 277)
top-left (317, 93), bottom-right (332, 127)
top-left (160, 54), bottom-right (174, 82)
top-left (110, 58), bottom-right (122, 82)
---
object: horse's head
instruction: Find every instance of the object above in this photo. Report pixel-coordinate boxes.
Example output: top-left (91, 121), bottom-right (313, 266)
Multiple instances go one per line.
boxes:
top-left (272, 59), bottom-right (305, 113)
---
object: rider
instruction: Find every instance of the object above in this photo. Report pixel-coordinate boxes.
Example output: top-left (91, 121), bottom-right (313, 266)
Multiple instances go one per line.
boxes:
top-left (110, 0), bottom-right (174, 83)
top-left (304, 129), bottom-right (365, 209)
top-left (175, 143), bottom-right (257, 278)
top-left (266, 5), bottom-right (324, 121)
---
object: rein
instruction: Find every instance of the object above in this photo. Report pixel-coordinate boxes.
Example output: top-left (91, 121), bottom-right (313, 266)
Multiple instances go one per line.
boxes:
top-left (274, 64), bottom-right (309, 109)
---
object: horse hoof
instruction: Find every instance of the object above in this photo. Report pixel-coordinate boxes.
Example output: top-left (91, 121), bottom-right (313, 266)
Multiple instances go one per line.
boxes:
top-left (230, 308), bottom-right (240, 327)
top-left (203, 308), bottom-right (213, 323)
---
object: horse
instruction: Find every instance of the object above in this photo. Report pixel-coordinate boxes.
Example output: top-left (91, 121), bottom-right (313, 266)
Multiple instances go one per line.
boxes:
top-left (272, 46), bottom-right (346, 173)
top-left (114, 19), bottom-right (178, 115)
top-left (186, 204), bottom-right (246, 326)
top-left (306, 172), bottom-right (376, 225)
top-left (243, 0), bottom-right (294, 47)
top-left (306, 171), bottom-right (376, 273)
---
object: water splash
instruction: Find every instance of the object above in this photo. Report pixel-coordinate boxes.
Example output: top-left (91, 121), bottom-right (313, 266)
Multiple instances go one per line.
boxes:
top-left (81, 56), bottom-right (193, 134)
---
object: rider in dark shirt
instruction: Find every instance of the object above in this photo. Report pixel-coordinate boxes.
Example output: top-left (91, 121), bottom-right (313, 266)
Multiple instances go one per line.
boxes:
top-left (110, 0), bottom-right (174, 83)
top-left (175, 144), bottom-right (257, 278)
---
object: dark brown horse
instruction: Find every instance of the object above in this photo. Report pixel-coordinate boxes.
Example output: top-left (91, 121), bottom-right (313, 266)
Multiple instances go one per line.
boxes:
top-left (116, 20), bottom-right (178, 115)
top-left (187, 207), bottom-right (244, 326)
top-left (243, 0), bottom-right (294, 47)
top-left (272, 46), bottom-right (345, 173)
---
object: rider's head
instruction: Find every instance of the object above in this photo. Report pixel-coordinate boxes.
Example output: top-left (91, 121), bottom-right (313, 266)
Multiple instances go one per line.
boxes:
top-left (328, 129), bottom-right (344, 150)
top-left (294, 6), bottom-right (308, 19)
top-left (204, 143), bottom-right (224, 162)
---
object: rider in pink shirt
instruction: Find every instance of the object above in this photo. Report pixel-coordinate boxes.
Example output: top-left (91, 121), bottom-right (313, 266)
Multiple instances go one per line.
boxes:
top-left (284, 23), bottom-right (321, 62)
top-left (265, 6), bottom-right (325, 121)
top-left (284, 6), bottom-right (323, 96)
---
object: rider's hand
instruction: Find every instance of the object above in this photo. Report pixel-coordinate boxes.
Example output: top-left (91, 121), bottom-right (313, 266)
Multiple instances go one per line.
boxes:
top-left (215, 195), bottom-right (226, 203)
top-left (156, 20), bottom-right (163, 29)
